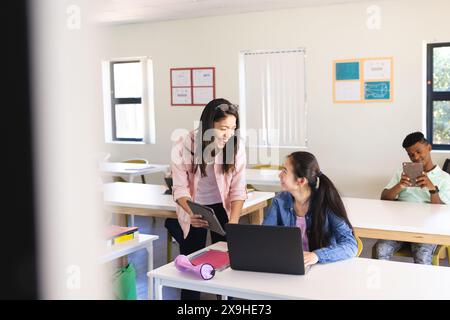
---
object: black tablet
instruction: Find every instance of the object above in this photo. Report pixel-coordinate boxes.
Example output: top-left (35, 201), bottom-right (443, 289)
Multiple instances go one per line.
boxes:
top-left (186, 200), bottom-right (226, 236)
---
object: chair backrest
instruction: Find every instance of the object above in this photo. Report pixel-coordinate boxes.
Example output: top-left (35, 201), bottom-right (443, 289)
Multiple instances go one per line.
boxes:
top-left (252, 164), bottom-right (283, 170)
top-left (443, 159), bottom-right (450, 174)
top-left (117, 158), bottom-right (149, 183)
top-left (122, 158), bottom-right (148, 164)
top-left (355, 235), bottom-right (363, 257)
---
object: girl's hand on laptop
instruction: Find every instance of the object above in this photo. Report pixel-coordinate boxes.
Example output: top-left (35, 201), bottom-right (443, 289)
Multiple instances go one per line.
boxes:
top-left (304, 252), bottom-right (319, 267)
top-left (190, 214), bottom-right (209, 228)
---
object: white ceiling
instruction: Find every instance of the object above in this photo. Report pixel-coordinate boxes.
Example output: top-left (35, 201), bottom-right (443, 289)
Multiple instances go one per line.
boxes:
top-left (95, 0), bottom-right (377, 25)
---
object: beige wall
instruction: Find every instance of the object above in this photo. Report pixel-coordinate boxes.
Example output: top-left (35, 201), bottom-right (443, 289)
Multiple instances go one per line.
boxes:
top-left (98, 0), bottom-right (450, 198)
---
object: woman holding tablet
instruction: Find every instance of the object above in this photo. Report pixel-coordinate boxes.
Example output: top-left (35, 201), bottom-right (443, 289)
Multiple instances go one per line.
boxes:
top-left (169, 98), bottom-right (247, 300)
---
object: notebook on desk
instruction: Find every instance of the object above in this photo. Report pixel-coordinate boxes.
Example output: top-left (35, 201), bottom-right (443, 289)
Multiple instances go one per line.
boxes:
top-left (226, 223), bottom-right (307, 275)
top-left (190, 249), bottom-right (230, 271)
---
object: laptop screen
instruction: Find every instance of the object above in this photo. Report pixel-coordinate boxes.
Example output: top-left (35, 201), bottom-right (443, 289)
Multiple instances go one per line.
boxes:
top-left (225, 223), bottom-right (305, 275)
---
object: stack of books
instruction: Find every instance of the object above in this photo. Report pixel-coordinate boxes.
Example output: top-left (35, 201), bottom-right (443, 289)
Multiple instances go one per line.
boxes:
top-left (106, 225), bottom-right (139, 247)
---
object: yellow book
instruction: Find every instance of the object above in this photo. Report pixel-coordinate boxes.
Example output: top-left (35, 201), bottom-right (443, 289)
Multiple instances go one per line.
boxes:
top-left (113, 232), bottom-right (136, 245)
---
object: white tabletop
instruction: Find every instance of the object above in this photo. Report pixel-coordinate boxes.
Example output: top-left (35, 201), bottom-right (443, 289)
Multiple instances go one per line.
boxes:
top-left (344, 197), bottom-right (450, 237)
top-left (149, 242), bottom-right (450, 300)
top-left (245, 168), bottom-right (281, 186)
top-left (99, 162), bottom-right (169, 176)
top-left (100, 233), bottom-right (159, 263)
top-left (103, 183), bottom-right (275, 211)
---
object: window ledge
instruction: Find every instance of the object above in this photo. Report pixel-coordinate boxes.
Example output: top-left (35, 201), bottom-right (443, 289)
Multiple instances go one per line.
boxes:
top-left (431, 149), bottom-right (450, 154)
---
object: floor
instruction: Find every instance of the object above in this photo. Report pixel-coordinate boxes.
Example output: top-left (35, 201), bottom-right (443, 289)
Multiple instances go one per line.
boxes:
top-left (126, 214), bottom-right (450, 300)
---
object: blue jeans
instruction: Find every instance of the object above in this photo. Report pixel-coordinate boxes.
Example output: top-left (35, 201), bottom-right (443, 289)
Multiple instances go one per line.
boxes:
top-left (375, 240), bottom-right (436, 265)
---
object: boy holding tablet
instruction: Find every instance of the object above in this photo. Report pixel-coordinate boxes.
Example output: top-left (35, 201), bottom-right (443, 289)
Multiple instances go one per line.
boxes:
top-left (375, 132), bottom-right (450, 264)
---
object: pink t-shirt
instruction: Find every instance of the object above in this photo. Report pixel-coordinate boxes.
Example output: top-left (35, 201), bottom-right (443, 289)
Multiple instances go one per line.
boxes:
top-left (171, 130), bottom-right (248, 239)
top-left (296, 216), bottom-right (310, 252)
top-left (195, 164), bottom-right (222, 205)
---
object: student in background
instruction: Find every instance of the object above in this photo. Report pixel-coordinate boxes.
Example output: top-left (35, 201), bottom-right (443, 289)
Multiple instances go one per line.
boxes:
top-left (263, 151), bottom-right (357, 267)
top-left (168, 98), bottom-right (247, 300)
top-left (375, 132), bottom-right (450, 264)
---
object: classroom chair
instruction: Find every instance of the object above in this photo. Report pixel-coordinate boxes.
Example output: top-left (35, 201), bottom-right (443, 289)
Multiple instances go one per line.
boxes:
top-left (440, 160), bottom-right (450, 264)
top-left (355, 235), bottom-right (363, 257)
top-left (443, 158), bottom-right (450, 174)
top-left (113, 158), bottom-right (149, 184)
top-left (371, 243), bottom-right (450, 266)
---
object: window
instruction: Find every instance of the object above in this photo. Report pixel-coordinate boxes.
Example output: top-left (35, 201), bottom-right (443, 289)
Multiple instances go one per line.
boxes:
top-left (102, 58), bottom-right (155, 143)
top-left (427, 43), bottom-right (450, 150)
top-left (239, 49), bottom-right (307, 148)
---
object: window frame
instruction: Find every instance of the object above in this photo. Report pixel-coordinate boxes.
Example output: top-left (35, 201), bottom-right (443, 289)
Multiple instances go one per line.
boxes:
top-left (110, 60), bottom-right (143, 142)
top-left (102, 57), bottom-right (156, 144)
top-left (426, 42), bottom-right (450, 150)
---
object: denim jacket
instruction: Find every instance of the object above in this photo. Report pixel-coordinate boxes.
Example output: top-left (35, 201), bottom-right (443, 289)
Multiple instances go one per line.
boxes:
top-left (263, 192), bottom-right (357, 263)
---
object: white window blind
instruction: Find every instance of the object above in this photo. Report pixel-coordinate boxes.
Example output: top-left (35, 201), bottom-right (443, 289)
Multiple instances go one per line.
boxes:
top-left (240, 49), bottom-right (307, 148)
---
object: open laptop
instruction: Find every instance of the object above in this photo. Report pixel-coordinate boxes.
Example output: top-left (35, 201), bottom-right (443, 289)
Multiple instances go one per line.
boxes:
top-left (225, 223), bottom-right (308, 275)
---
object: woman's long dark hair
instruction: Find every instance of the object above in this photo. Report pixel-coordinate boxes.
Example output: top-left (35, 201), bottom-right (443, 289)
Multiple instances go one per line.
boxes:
top-left (288, 151), bottom-right (353, 251)
top-left (193, 98), bottom-right (240, 176)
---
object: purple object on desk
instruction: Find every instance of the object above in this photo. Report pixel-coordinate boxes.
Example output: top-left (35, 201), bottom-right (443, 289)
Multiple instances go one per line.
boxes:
top-left (174, 255), bottom-right (215, 280)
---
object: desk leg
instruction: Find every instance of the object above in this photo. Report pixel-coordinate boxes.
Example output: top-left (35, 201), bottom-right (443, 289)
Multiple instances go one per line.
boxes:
top-left (116, 213), bottom-right (127, 226)
top-left (248, 207), bottom-right (264, 225)
top-left (167, 231), bottom-right (173, 263)
top-left (146, 244), bottom-right (154, 300)
top-left (115, 213), bottom-right (129, 266)
top-left (154, 278), bottom-right (163, 300)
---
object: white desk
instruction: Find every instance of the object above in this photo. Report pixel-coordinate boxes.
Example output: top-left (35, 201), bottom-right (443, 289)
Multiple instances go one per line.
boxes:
top-left (104, 183), bottom-right (275, 225)
top-left (104, 183), bottom-right (275, 261)
top-left (344, 197), bottom-right (450, 245)
top-left (149, 242), bottom-right (450, 300)
top-left (100, 162), bottom-right (169, 182)
top-left (100, 233), bottom-right (159, 299)
top-left (246, 168), bottom-right (281, 187)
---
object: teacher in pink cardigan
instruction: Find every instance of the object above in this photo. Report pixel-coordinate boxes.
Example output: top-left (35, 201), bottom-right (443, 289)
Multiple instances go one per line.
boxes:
top-left (170, 98), bottom-right (247, 300)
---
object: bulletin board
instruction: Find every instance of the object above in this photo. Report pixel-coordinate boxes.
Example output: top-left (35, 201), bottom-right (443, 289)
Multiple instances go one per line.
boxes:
top-left (170, 67), bottom-right (215, 106)
top-left (332, 57), bottom-right (393, 103)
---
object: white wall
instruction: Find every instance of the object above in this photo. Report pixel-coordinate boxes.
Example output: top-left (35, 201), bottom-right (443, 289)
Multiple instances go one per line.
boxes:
top-left (99, 0), bottom-right (450, 198)
top-left (33, 0), bottom-right (109, 298)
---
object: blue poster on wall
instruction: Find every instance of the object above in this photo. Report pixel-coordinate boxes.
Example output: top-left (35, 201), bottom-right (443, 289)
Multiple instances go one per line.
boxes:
top-left (333, 57), bottom-right (393, 103)
top-left (335, 62), bottom-right (360, 80)
top-left (364, 81), bottom-right (390, 100)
